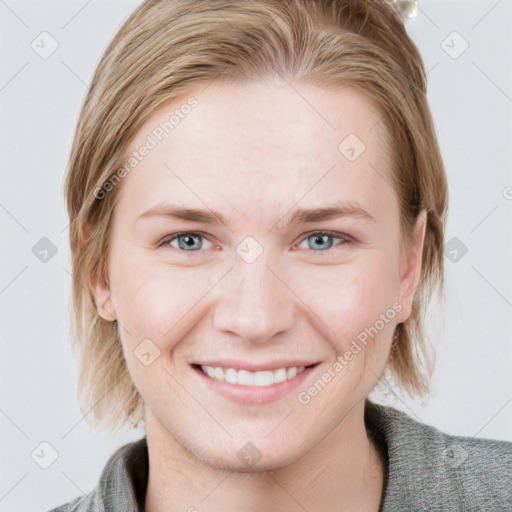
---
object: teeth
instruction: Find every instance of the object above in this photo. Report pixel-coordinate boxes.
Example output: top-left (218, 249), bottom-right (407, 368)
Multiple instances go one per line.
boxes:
top-left (200, 365), bottom-right (307, 386)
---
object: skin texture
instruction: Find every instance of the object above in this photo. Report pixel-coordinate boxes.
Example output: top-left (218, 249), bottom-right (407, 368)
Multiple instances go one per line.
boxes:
top-left (93, 80), bottom-right (426, 511)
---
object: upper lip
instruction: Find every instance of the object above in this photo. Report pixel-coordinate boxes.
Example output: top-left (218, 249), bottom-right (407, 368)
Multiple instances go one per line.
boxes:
top-left (192, 360), bottom-right (320, 372)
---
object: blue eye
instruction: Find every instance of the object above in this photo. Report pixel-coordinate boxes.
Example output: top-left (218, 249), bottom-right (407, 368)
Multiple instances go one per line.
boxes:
top-left (298, 231), bottom-right (351, 251)
top-left (160, 232), bottom-right (212, 251)
top-left (159, 231), bottom-right (351, 252)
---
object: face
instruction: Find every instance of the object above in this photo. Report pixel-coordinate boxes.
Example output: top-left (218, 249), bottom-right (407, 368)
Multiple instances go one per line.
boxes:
top-left (93, 80), bottom-right (425, 470)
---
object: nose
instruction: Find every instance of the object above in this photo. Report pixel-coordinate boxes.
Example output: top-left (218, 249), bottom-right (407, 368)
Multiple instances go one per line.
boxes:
top-left (211, 249), bottom-right (295, 344)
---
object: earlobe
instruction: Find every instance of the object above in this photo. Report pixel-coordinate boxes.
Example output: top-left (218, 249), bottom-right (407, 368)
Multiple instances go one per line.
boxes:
top-left (91, 272), bottom-right (117, 322)
top-left (397, 210), bottom-right (427, 323)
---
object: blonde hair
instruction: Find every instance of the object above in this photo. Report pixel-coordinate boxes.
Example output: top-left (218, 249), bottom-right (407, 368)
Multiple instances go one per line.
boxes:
top-left (65, 0), bottom-right (448, 431)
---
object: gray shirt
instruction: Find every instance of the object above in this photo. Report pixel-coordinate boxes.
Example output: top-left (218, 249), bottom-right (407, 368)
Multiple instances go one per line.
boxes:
top-left (48, 399), bottom-right (512, 511)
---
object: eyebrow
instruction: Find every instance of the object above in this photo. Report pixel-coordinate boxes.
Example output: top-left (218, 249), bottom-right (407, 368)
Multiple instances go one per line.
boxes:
top-left (137, 201), bottom-right (376, 228)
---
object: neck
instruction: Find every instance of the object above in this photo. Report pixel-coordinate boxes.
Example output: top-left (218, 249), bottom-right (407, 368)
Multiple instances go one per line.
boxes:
top-left (144, 401), bottom-right (384, 512)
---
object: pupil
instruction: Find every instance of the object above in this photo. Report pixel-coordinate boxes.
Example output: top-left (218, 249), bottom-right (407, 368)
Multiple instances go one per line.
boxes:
top-left (181, 235), bottom-right (199, 249)
top-left (312, 234), bottom-right (331, 250)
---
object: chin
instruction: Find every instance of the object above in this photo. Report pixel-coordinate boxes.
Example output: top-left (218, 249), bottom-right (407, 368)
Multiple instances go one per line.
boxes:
top-left (191, 439), bottom-right (302, 474)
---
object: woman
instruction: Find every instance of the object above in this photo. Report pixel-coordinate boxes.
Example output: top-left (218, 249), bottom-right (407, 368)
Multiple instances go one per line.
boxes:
top-left (50, 0), bottom-right (512, 510)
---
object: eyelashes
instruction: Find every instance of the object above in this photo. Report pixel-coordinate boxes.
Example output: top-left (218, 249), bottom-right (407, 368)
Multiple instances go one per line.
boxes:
top-left (295, 231), bottom-right (352, 251)
top-left (159, 232), bottom-right (212, 251)
top-left (158, 230), bottom-right (352, 253)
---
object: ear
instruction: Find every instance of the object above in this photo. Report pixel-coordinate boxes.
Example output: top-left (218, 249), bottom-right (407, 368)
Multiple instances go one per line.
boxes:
top-left (91, 269), bottom-right (117, 322)
top-left (80, 222), bottom-right (117, 322)
top-left (396, 209), bottom-right (427, 323)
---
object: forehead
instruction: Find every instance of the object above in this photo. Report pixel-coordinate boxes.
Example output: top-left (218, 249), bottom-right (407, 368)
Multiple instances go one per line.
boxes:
top-left (116, 80), bottom-right (395, 223)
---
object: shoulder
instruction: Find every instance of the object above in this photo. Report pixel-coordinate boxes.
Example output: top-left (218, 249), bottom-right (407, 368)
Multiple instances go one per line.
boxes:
top-left (46, 437), bottom-right (148, 512)
top-left (46, 494), bottom-right (99, 512)
top-left (365, 399), bottom-right (512, 511)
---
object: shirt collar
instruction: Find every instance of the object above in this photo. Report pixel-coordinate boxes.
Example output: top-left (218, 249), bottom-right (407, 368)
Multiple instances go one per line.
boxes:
top-left (95, 399), bottom-right (401, 511)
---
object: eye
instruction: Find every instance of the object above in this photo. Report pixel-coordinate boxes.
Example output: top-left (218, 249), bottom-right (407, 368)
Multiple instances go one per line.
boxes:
top-left (157, 230), bottom-right (351, 253)
top-left (296, 231), bottom-right (352, 251)
top-left (159, 232), bottom-right (213, 251)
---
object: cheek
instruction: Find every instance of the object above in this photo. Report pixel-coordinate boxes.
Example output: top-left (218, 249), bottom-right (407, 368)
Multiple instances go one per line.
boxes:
top-left (299, 252), bottom-right (400, 349)
top-left (110, 257), bottom-right (214, 346)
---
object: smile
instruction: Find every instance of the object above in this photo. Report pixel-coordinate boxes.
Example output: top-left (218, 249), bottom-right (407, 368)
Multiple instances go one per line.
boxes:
top-left (191, 363), bottom-right (320, 405)
top-left (200, 365), bottom-right (308, 386)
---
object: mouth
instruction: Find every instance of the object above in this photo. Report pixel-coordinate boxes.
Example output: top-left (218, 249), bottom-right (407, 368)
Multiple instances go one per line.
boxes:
top-left (192, 363), bottom-right (318, 386)
top-left (190, 362), bottom-right (320, 405)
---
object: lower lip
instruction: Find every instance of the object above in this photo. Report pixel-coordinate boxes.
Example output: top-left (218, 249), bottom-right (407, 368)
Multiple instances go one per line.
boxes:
top-left (191, 364), bottom-right (319, 405)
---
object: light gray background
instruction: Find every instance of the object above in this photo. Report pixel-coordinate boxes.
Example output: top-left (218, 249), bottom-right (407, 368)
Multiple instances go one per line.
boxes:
top-left (1, 1), bottom-right (511, 510)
